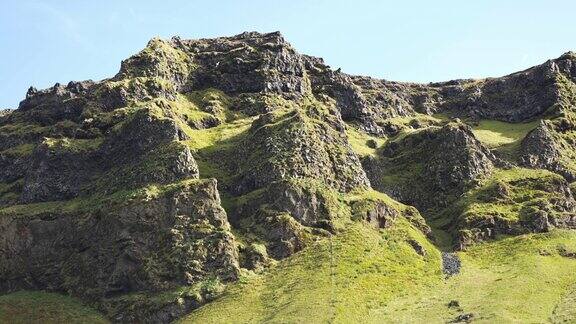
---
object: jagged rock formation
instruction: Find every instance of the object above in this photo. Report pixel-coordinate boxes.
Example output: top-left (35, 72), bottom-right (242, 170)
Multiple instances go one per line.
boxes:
top-left (1, 31), bottom-right (576, 322)
top-left (521, 119), bottom-right (576, 181)
top-left (451, 169), bottom-right (576, 249)
top-left (363, 122), bottom-right (495, 212)
top-left (0, 180), bottom-right (238, 309)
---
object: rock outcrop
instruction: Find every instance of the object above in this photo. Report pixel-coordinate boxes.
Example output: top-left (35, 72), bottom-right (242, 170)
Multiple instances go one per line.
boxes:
top-left (0, 179), bottom-right (239, 299)
top-left (521, 119), bottom-right (576, 181)
top-left (452, 169), bottom-right (576, 249)
top-left (364, 122), bottom-right (495, 211)
top-left (231, 103), bottom-right (370, 195)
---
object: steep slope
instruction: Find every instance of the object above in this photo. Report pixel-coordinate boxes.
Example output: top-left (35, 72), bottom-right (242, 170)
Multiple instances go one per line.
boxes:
top-left (182, 219), bottom-right (440, 323)
top-left (184, 229), bottom-right (576, 324)
top-left (1, 31), bottom-right (576, 323)
top-left (378, 229), bottom-right (576, 323)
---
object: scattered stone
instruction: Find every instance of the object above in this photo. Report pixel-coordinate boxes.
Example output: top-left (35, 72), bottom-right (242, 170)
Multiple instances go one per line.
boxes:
top-left (558, 245), bottom-right (576, 259)
top-left (450, 313), bottom-right (474, 323)
top-left (447, 300), bottom-right (460, 308)
top-left (442, 252), bottom-right (461, 277)
top-left (407, 239), bottom-right (427, 256)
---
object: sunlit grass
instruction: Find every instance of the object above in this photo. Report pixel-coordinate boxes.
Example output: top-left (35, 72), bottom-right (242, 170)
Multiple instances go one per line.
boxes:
top-left (181, 221), bottom-right (442, 323)
top-left (374, 230), bottom-right (576, 323)
top-left (471, 119), bottom-right (539, 148)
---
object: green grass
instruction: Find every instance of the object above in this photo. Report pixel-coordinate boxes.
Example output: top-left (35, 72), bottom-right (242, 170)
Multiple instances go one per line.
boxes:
top-left (183, 116), bottom-right (255, 152)
top-left (181, 220), bottom-right (442, 323)
top-left (552, 284), bottom-right (576, 323)
top-left (44, 137), bottom-right (104, 153)
top-left (345, 126), bottom-right (386, 157)
top-left (0, 122), bottom-right (49, 136)
top-left (182, 114), bottom-right (255, 184)
top-left (0, 291), bottom-right (108, 323)
top-left (471, 119), bottom-right (539, 149)
top-left (385, 113), bottom-right (446, 127)
top-left (374, 230), bottom-right (576, 323)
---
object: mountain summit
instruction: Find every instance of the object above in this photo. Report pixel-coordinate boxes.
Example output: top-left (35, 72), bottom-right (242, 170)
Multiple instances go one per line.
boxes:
top-left (1, 32), bottom-right (576, 323)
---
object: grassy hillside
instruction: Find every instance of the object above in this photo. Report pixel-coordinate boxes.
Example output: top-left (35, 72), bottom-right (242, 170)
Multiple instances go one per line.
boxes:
top-left (0, 291), bottom-right (108, 323)
top-left (371, 230), bottom-right (576, 323)
top-left (181, 220), bottom-right (442, 323)
top-left (182, 228), bottom-right (576, 323)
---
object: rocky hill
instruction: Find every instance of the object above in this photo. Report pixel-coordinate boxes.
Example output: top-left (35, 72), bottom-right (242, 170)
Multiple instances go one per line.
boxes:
top-left (1, 31), bottom-right (576, 323)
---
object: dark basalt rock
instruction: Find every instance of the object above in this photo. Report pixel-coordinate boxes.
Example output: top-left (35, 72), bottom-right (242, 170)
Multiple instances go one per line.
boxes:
top-left (407, 239), bottom-right (427, 256)
top-left (364, 122), bottom-right (494, 212)
top-left (0, 179), bottom-right (239, 300)
top-left (17, 81), bottom-right (94, 125)
top-left (18, 109), bottom-right (198, 204)
top-left (186, 32), bottom-right (308, 98)
top-left (116, 32), bottom-right (309, 99)
top-left (520, 121), bottom-right (576, 181)
top-left (239, 243), bottom-right (271, 272)
top-left (265, 180), bottom-right (337, 228)
top-left (0, 150), bottom-right (29, 185)
top-left (231, 180), bottom-right (338, 259)
top-left (20, 141), bottom-right (98, 203)
top-left (231, 106), bottom-right (370, 196)
top-left (304, 56), bottom-right (419, 135)
top-left (306, 51), bottom-right (576, 134)
top-left (351, 199), bottom-right (399, 229)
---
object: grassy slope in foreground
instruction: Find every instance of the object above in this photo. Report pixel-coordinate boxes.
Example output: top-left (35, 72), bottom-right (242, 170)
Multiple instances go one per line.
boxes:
top-left (377, 230), bottom-right (576, 323)
top-left (0, 291), bottom-right (109, 324)
top-left (182, 220), bottom-right (443, 323)
top-left (183, 226), bottom-right (576, 323)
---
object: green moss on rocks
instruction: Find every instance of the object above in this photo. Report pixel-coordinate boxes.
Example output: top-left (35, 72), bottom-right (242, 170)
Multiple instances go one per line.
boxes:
top-left (364, 122), bottom-right (494, 214)
top-left (444, 168), bottom-right (576, 248)
top-left (116, 37), bottom-right (194, 84)
top-left (100, 277), bottom-right (224, 323)
top-left (345, 189), bottom-right (429, 234)
top-left (345, 126), bottom-right (387, 157)
top-left (471, 119), bottom-right (539, 149)
top-left (231, 98), bottom-right (369, 194)
top-left (555, 73), bottom-right (576, 114)
top-left (0, 143), bottom-right (36, 157)
top-left (0, 178), bottom-right (208, 219)
top-left (44, 137), bottom-right (103, 153)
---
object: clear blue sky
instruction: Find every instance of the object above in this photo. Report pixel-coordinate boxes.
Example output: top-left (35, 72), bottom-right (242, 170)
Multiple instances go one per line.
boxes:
top-left (1, 0), bottom-right (575, 108)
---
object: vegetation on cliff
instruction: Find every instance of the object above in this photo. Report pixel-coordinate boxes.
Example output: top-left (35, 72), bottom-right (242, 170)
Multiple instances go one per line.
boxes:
top-left (1, 32), bottom-right (576, 322)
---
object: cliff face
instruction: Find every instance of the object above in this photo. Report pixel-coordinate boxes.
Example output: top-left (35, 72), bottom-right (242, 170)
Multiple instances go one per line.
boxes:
top-left (1, 31), bottom-right (576, 322)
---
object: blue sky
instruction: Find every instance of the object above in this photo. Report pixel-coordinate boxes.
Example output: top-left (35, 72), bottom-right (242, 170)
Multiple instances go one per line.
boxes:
top-left (1, 0), bottom-right (575, 108)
